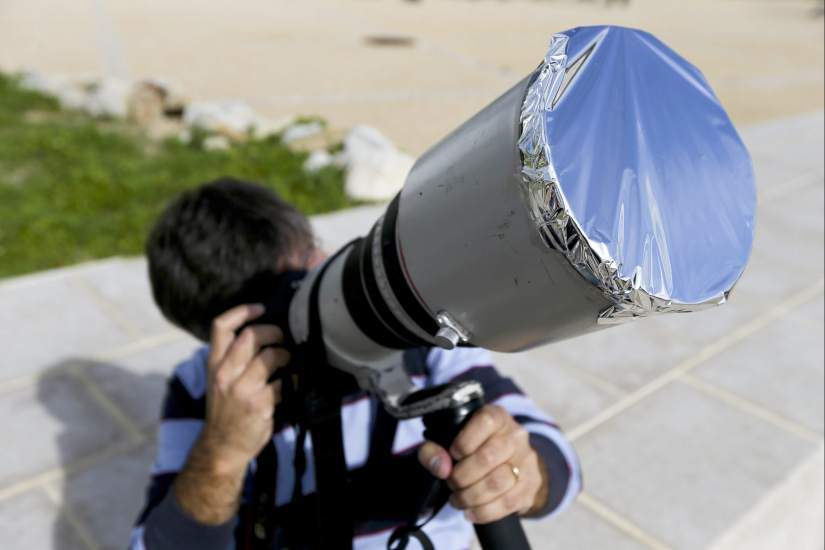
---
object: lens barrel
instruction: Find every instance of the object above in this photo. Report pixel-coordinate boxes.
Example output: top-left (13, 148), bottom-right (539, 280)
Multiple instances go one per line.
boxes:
top-left (340, 200), bottom-right (436, 350)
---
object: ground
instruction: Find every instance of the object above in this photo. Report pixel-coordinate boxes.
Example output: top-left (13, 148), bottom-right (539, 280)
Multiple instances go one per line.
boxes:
top-left (0, 0), bottom-right (822, 154)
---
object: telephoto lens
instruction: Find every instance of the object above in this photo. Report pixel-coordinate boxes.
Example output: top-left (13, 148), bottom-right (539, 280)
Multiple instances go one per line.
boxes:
top-left (284, 25), bottom-right (756, 550)
top-left (290, 25), bottom-right (756, 373)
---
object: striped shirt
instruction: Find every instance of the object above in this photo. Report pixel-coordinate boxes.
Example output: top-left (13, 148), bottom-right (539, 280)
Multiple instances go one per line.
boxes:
top-left (130, 346), bottom-right (582, 549)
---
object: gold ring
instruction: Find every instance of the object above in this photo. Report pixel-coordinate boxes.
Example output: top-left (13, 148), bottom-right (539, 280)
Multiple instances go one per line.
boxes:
top-left (510, 464), bottom-right (521, 482)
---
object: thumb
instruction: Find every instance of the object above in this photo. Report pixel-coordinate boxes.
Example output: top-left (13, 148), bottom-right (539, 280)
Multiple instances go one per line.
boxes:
top-left (418, 441), bottom-right (452, 480)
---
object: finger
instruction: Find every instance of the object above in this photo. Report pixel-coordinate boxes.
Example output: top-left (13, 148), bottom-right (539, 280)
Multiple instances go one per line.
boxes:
top-left (466, 482), bottom-right (531, 525)
top-left (450, 432), bottom-right (516, 489)
top-left (450, 462), bottom-right (519, 509)
top-left (209, 304), bottom-right (265, 365)
top-left (417, 441), bottom-right (452, 480)
top-left (520, 468), bottom-right (545, 516)
top-left (235, 348), bottom-right (291, 395)
top-left (450, 405), bottom-right (509, 461)
top-left (220, 324), bottom-right (284, 380)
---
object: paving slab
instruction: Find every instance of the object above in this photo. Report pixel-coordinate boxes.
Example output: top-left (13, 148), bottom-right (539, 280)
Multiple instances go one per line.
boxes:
top-left (795, 293), bottom-right (825, 326)
top-left (492, 349), bottom-right (623, 431)
top-left (0, 271), bottom-right (134, 382)
top-left (749, 153), bottom-right (824, 203)
top-left (708, 445), bottom-right (824, 550)
top-left (71, 257), bottom-right (177, 338)
top-left (741, 112), bottom-right (825, 180)
top-left (522, 502), bottom-right (649, 550)
top-left (695, 306), bottom-right (825, 434)
top-left (528, 320), bottom-right (699, 393)
top-left (103, 332), bottom-right (202, 377)
top-left (82, 336), bottom-right (201, 431)
top-left (81, 360), bottom-right (175, 434)
top-left (49, 442), bottom-right (156, 550)
top-left (0, 489), bottom-right (88, 550)
top-left (742, 113), bottom-right (824, 251)
top-left (310, 203), bottom-right (386, 253)
top-left (575, 382), bottom-right (817, 550)
top-left (0, 369), bottom-right (127, 489)
top-left (651, 286), bottom-right (766, 351)
top-left (735, 183), bottom-right (824, 302)
top-left (758, 171), bottom-right (825, 237)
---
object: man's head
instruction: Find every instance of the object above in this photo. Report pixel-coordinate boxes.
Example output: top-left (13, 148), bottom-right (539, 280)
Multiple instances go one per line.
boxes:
top-left (146, 177), bottom-right (318, 341)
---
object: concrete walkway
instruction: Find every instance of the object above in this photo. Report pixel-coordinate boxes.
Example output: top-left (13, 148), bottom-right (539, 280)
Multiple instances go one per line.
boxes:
top-left (0, 111), bottom-right (822, 549)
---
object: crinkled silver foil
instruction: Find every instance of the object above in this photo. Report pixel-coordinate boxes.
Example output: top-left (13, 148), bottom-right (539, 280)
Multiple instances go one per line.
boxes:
top-left (517, 26), bottom-right (756, 324)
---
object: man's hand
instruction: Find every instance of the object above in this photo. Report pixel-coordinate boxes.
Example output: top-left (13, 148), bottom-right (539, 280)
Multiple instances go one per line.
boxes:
top-left (201, 303), bottom-right (289, 470)
top-left (418, 404), bottom-right (549, 524)
top-left (174, 304), bottom-right (290, 525)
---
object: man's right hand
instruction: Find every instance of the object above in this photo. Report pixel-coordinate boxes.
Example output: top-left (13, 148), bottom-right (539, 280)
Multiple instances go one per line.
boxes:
top-left (173, 304), bottom-right (290, 525)
top-left (201, 303), bottom-right (290, 471)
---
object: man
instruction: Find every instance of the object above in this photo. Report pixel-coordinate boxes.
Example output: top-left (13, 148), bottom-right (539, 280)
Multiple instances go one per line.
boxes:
top-left (130, 177), bottom-right (581, 549)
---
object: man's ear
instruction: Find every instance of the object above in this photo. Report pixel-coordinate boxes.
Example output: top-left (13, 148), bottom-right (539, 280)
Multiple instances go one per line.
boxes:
top-left (278, 244), bottom-right (324, 273)
top-left (305, 248), bottom-right (327, 270)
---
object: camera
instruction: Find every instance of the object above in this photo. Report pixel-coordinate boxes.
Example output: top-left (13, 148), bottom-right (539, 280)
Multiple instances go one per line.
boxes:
top-left (282, 26), bottom-right (756, 550)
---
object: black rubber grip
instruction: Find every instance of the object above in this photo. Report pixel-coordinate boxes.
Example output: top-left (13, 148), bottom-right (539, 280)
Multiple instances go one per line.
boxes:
top-left (474, 515), bottom-right (531, 550)
top-left (421, 388), bottom-right (532, 550)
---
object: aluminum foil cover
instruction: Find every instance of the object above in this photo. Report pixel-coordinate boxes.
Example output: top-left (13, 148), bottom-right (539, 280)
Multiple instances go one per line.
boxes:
top-left (518, 26), bottom-right (756, 323)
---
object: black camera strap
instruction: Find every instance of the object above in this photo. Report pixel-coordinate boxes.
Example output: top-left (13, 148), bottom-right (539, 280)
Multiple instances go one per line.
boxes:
top-left (366, 401), bottom-right (450, 550)
top-left (304, 246), bottom-right (360, 549)
top-left (241, 440), bottom-right (279, 549)
top-left (242, 243), bottom-right (358, 550)
top-left (386, 478), bottom-right (451, 550)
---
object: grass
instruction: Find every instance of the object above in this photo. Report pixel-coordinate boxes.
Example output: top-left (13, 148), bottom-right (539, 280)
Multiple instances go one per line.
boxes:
top-left (0, 73), bottom-right (353, 279)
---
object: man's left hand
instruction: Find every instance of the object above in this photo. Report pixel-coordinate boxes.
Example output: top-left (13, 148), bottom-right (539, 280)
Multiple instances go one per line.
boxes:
top-left (417, 404), bottom-right (549, 524)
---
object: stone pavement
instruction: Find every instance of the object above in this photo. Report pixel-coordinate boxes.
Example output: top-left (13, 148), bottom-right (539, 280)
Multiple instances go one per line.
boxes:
top-left (0, 111), bottom-right (823, 549)
top-left (0, 0), bottom-right (822, 155)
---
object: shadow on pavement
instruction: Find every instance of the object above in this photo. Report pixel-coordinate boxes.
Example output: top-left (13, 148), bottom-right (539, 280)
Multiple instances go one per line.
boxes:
top-left (37, 359), bottom-right (166, 550)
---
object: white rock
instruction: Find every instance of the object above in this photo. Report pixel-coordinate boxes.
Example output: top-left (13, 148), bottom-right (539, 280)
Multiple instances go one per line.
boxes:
top-left (19, 71), bottom-right (84, 110)
top-left (19, 71), bottom-right (187, 131)
top-left (55, 85), bottom-right (88, 111)
top-left (83, 78), bottom-right (133, 118)
top-left (19, 72), bottom-right (134, 118)
top-left (178, 128), bottom-right (192, 144)
top-left (203, 135), bottom-right (231, 151)
top-left (303, 150), bottom-right (334, 172)
top-left (342, 125), bottom-right (414, 201)
top-left (281, 121), bottom-right (324, 145)
top-left (253, 116), bottom-right (294, 139)
top-left (183, 100), bottom-right (260, 139)
top-left (127, 81), bottom-right (165, 126)
top-left (332, 151), bottom-right (349, 168)
top-left (141, 77), bottom-right (188, 113)
top-left (19, 70), bottom-right (58, 96)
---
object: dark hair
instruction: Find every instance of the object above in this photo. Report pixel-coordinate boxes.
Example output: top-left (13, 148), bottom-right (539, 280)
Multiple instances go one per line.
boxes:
top-left (146, 177), bottom-right (314, 341)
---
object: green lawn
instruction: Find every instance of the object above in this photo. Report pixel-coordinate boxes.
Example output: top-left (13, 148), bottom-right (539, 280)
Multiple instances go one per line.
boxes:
top-left (0, 73), bottom-right (352, 279)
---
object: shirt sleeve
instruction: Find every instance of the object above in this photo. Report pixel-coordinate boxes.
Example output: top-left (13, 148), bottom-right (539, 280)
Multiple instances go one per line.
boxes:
top-left (129, 347), bottom-right (237, 550)
top-left (426, 347), bottom-right (582, 518)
